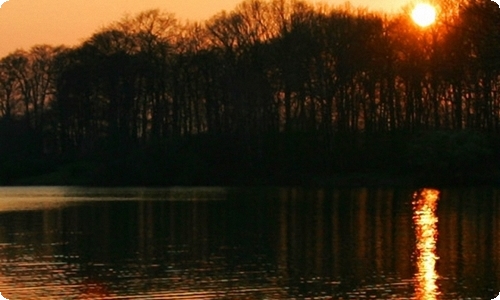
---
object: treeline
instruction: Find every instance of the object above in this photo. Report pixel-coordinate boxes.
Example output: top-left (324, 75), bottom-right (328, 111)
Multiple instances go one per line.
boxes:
top-left (0, 0), bottom-right (499, 185)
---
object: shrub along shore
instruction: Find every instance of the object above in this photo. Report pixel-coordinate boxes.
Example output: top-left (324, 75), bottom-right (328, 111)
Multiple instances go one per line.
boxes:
top-left (6, 130), bottom-right (499, 188)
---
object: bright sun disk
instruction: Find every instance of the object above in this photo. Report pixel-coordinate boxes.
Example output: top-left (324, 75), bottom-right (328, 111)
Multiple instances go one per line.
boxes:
top-left (411, 3), bottom-right (437, 27)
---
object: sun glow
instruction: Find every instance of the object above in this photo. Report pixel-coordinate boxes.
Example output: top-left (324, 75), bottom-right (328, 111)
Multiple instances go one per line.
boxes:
top-left (411, 3), bottom-right (437, 27)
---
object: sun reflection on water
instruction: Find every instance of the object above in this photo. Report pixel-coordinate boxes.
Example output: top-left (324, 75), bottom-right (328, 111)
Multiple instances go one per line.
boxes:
top-left (413, 188), bottom-right (440, 300)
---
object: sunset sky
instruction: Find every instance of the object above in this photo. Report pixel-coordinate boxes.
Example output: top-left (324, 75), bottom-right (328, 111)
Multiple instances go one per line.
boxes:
top-left (0, 0), bottom-right (409, 58)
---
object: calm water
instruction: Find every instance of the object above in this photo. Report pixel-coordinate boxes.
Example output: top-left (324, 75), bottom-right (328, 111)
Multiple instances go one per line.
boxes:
top-left (0, 186), bottom-right (497, 299)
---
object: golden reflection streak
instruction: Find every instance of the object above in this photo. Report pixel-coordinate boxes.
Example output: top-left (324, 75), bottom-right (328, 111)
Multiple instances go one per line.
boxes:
top-left (413, 188), bottom-right (440, 300)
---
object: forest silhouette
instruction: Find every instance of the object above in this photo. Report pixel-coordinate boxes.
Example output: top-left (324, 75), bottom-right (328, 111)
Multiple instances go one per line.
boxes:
top-left (0, 0), bottom-right (498, 186)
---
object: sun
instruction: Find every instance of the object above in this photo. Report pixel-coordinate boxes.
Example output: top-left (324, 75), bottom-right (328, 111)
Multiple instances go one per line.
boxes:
top-left (411, 3), bottom-right (437, 27)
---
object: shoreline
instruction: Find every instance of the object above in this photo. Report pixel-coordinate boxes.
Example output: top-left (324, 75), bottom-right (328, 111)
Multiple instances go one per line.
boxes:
top-left (8, 167), bottom-right (500, 189)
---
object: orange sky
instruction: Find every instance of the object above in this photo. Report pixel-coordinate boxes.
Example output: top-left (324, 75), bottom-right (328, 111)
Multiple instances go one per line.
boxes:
top-left (0, 0), bottom-right (408, 58)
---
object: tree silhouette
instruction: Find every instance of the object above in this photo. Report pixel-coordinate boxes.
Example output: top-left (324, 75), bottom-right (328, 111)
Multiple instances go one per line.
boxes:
top-left (0, 0), bottom-right (498, 185)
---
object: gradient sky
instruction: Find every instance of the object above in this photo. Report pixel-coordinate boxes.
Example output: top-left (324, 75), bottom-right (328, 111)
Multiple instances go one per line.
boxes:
top-left (0, 0), bottom-right (408, 58)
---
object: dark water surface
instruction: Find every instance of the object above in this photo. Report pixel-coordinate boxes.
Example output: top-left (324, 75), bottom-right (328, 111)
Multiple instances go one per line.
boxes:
top-left (0, 186), bottom-right (498, 299)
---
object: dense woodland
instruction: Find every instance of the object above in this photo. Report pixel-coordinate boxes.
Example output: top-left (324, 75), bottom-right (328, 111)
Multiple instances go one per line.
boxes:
top-left (0, 0), bottom-right (499, 186)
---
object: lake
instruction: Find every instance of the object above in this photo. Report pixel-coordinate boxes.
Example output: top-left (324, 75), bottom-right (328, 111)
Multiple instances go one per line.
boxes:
top-left (0, 186), bottom-right (497, 299)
